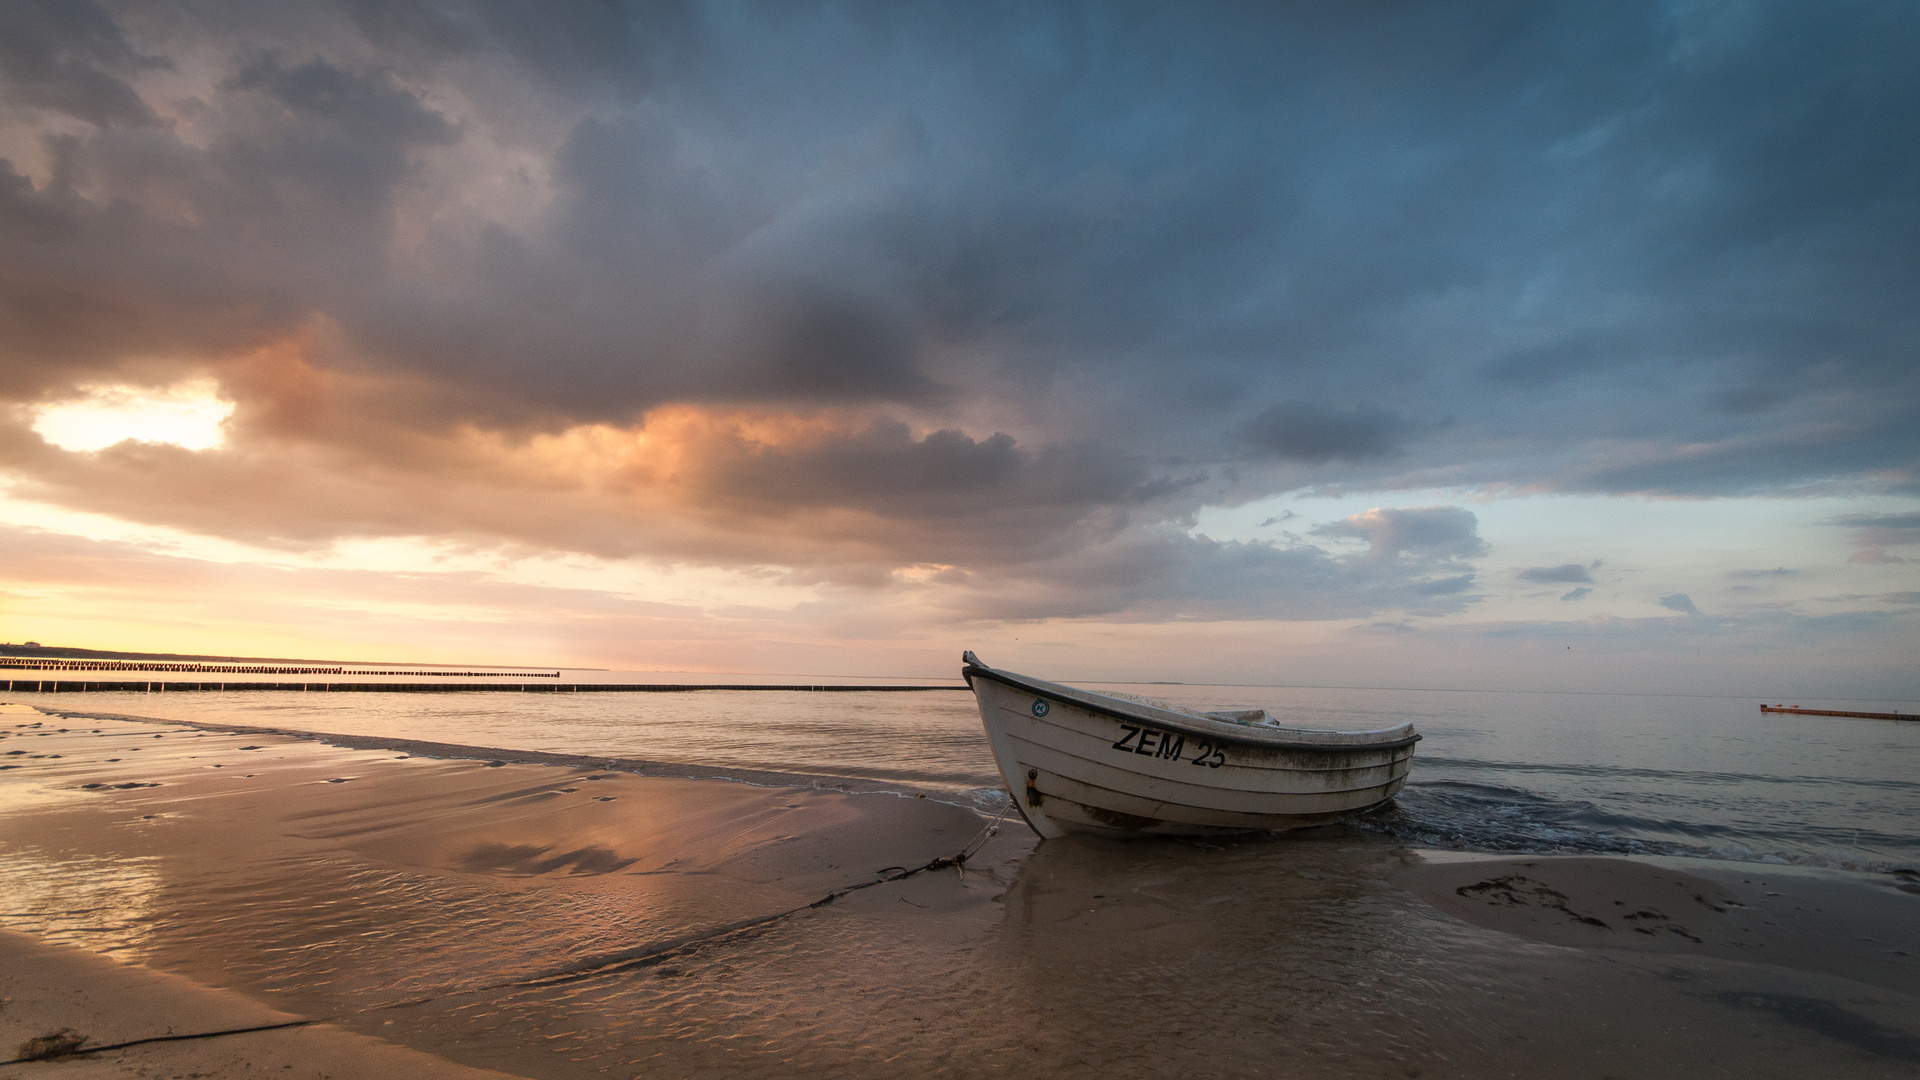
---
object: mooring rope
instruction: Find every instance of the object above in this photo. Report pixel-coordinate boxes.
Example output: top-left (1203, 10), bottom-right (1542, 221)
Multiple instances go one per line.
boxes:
top-left (959, 792), bottom-right (1017, 861)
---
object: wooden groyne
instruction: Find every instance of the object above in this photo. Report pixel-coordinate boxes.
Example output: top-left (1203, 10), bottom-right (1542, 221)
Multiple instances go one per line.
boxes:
top-left (1, 659), bottom-right (560, 677)
top-left (1761, 705), bottom-right (1913, 722)
top-left (2, 680), bottom-right (964, 694)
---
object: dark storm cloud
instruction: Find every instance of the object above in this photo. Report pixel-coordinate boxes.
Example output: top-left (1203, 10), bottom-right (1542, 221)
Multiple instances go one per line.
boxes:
top-left (1479, 336), bottom-right (1619, 392)
top-left (1517, 563), bottom-right (1593, 585)
top-left (711, 420), bottom-right (1184, 519)
top-left (1, 0), bottom-right (1917, 616)
top-left (227, 54), bottom-right (457, 150)
top-left (0, 46), bottom-right (463, 401)
top-left (1237, 401), bottom-right (1416, 464)
top-left (8, 1), bottom-right (1919, 449)
top-left (338, 0), bottom-right (702, 95)
top-left (0, 0), bottom-right (167, 128)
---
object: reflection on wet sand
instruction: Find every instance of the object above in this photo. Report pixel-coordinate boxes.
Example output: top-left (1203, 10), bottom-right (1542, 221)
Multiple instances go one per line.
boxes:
top-left (1, 704), bottom-right (1916, 1078)
top-left (992, 835), bottom-right (1920, 1076)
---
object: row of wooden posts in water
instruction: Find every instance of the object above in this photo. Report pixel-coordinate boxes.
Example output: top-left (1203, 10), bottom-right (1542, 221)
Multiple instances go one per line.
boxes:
top-left (1, 679), bottom-right (961, 694)
top-left (1760, 704), bottom-right (1912, 722)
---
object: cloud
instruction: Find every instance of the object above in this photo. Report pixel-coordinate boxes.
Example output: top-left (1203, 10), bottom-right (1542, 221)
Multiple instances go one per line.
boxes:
top-left (1827, 511), bottom-right (1920, 565)
top-left (1560, 587), bottom-right (1592, 601)
top-left (1658, 593), bottom-right (1699, 614)
top-left (6, 393), bottom-right (1492, 621)
top-left (1313, 506), bottom-right (1489, 562)
top-left (0, 1), bottom-right (1916, 632)
top-left (1518, 563), bottom-right (1594, 584)
top-left (0, 0), bottom-right (169, 128)
top-left (938, 522), bottom-right (1487, 623)
top-left (901, 503), bottom-right (1503, 624)
top-left (1237, 401), bottom-right (1418, 464)
top-left (1412, 574), bottom-right (1476, 596)
top-left (3, 3), bottom-right (1914, 463)
top-left (1480, 608), bottom-right (1898, 645)
top-left (1827, 512), bottom-right (1920, 545)
top-left (707, 419), bottom-right (1186, 524)
top-left (1727, 567), bottom-right (1798, 579)
top-left (1848, 550), bottom-right (1908, 564)
top-left (1831, 512), bottom-right (1920, 535)
top-left (0, 521), bottom-right (874, 671)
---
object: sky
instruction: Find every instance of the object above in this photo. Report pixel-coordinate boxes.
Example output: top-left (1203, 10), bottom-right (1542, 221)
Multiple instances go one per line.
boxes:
top-left (1, 0), bottom-right (1916, 695)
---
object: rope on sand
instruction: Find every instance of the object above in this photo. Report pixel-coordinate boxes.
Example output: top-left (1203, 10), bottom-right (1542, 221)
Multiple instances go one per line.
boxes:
top-left (1, 1020), bottom-right (318, 1065)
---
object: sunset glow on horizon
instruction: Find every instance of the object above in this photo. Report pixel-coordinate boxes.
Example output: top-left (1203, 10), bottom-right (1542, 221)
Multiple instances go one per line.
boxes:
top-left (2, 3), bottom-right (1916, 697)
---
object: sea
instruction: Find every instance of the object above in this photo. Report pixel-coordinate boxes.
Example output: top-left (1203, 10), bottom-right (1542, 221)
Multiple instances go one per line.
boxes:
top-left (37, 673), bottom-right (1920, 870)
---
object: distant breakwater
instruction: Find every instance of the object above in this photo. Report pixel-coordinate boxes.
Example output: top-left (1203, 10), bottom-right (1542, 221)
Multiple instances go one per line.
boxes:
top-left (1760, 704), bottom-right (1912, 722)
top-left (3, 679), bottom-right (966, 693)
top-left (1, 658), bottom-right (559, 677)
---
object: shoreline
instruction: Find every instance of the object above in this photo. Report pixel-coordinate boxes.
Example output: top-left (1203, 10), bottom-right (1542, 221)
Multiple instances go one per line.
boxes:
top-left (24, 702), bottom-right (975, 801)
top-left (15, 699), bottom-right (1918, 878)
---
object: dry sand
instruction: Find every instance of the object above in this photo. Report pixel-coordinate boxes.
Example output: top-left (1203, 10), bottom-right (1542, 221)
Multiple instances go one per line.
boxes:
top-left (3, 700), bottom-right (1918, 1078)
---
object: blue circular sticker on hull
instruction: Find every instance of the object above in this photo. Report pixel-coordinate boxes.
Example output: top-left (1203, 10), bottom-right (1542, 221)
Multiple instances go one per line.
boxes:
top-left (1031, 699), bottom-right (1050, 717)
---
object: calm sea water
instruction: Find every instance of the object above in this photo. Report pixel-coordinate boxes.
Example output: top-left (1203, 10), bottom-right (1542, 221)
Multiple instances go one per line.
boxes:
top-left (40, 676), bottom-right (1920, 870)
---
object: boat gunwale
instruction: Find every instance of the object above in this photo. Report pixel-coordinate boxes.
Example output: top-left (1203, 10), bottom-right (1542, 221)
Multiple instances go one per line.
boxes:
top-left (1004, 732), bottom-right (1414, 806)
top-left (964, 662), bottom-right (1421, 753)
top-left (996, 706), bottom-right (1418, 777)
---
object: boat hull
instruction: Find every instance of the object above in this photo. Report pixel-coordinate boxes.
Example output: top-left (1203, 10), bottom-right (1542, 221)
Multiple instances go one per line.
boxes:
top-left (966, 664), bottom-right (1415, 839)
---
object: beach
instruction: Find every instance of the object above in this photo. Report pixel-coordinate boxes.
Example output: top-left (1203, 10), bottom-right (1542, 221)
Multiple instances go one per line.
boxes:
top-left (6, 1), bottom-right (1919, 1074)
top-left (2, 698), bottom-right (1918, 1078)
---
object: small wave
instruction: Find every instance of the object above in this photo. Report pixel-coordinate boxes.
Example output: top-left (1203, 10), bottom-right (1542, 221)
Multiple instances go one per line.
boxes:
top-left (1355, 779), bottom-right (1692, 856)
top-left (959, 787), bottom-right (1014, 815)
top-left (1417, 755), bottom-right (1920, 792)
top-left (1677, 843), bottom-right (1912, 876)
top-left (1361, 779), bottom-right (1915, 873)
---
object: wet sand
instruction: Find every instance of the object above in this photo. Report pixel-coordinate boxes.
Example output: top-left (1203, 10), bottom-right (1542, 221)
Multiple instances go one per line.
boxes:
top-left (0, 928), bottom-right (525, 1078)
top-left (1399, 852), bottom-right (1920, 997)
top-left (2, 701), bottom-right (1917, 1078)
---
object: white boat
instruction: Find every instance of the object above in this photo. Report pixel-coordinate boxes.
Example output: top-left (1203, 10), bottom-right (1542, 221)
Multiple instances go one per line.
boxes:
top-left (962, 651), bottom-right (1418, 839)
